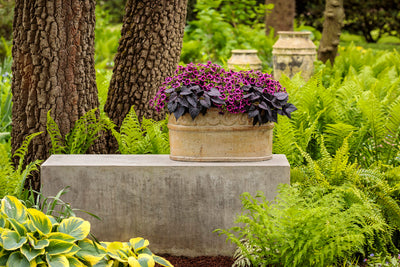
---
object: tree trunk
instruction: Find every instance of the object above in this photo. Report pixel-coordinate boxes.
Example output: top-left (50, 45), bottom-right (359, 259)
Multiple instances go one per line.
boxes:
top-left (318, 0), bottom-right (345, 64)
top-left (104, 0), bottom-right (187, 130)
top-left (265, 0), bottom-right (295, 36)
top-left (11, 0), bottom-right (100, 190)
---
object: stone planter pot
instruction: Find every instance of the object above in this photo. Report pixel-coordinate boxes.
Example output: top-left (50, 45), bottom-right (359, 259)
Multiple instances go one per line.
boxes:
top-left (227, 49), bottom-right (262, 71)
top-left (168, 108), bottom-right (274, 162)
top-left (272, 31), bottom-right (316, 81)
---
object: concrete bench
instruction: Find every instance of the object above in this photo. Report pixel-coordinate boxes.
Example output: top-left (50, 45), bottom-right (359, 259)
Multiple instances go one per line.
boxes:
top-left (41, 154), bottom-right (290, 256)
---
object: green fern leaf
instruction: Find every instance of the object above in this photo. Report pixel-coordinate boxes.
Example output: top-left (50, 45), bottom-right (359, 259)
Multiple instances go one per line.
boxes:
top-left (46, 110), bottom-right (65, 154)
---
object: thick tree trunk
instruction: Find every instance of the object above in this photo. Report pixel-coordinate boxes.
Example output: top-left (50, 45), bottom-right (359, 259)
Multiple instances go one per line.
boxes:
top-left (104, 0), bottom-right (187, 130)
top-left (265, 0), bottom-right (295, 36)
top-left (11, 0), bottom-right (100, 190)
top-left (318, 0), bottom-right (345, 64)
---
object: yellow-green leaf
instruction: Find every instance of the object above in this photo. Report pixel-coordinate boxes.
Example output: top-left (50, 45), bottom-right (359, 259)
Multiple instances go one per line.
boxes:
top-left (1, 196), bottom-right (27, 223)
top-left (46, 254), bottom-right (69, 267)
top-left (47, 232), bottom-right (76, 242)
top-left (27, 233), bottom-right (50, 250)
top-left (7, 218), bottom-right (27, 237)
top-left (21, 244), bottom-right (45, 262)
top-left (76, 239), bottom-right (106, 265)
top-left (106, 242), bottom-right (129, 262)
top-left (45, 240), bottom-right (77, 256)
top-left (129, 238), bottom-right (149, 253)
top-left (6, 251), bottom-right (30, 267)
top-left (153, 255), bottom-right (173, 267)
top-left (1, 230), bottom-right (27, 250)
top-left (137, 254), bottom-right (155, 267)
top-left (0, 215), bottom-right (7, 228)
top-left (128, 256), bottom-right (140, 267)
top-left (58, 217), bottom-right (90, 241)
top-left (27, 209), bottom-right (52, 236)
top-left (67, 256), bottom-right (86, 267)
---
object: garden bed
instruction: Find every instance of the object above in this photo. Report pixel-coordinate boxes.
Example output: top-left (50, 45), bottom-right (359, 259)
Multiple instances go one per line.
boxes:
top-left (156, 255), bottom-right (234, 267)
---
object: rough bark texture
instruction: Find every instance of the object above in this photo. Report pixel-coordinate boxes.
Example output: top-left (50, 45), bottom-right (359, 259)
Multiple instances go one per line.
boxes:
top-left (265, 0), bottom-right (295, 36)
top-left (11, 0), bottom-right (100, 190)
top-left (318, 0), bottom-right (345, 64)
top-left (104, 0), bottom-right (187, 129)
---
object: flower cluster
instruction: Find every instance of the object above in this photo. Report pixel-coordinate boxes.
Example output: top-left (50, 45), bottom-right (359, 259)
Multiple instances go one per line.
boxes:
top-left (151, 61), bottom-right (296, 124)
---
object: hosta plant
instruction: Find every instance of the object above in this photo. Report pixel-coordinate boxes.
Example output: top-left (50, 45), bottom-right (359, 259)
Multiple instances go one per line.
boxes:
top-left (151, 62), bottom-right (296, 125)
top-left (0, 196), bottom-right (173, 267)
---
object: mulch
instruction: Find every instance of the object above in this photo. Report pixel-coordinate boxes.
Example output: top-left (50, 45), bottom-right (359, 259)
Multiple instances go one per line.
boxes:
top-left (155, 255), bottom-right (234, 267)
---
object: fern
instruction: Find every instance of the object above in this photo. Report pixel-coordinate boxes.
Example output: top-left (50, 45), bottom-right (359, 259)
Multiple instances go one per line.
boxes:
top-left (46, 110), bottom-right (65, 154)
top-left (112, 106), bottom-right (169, 154)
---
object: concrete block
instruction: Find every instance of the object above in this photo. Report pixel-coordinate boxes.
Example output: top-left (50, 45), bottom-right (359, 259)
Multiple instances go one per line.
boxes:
top-left (41, 154), bottom-right (290, 257)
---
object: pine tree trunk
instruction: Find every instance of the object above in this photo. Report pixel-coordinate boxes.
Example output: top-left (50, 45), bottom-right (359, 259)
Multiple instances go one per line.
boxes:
top-left (318, 0), bottom-right (345, 64)
top-left (265, 0), bottom-right (295, 36)
top-left (11, 0), bottom-right (100, 190)
top-left (104, 0), bottom-right (187, 130)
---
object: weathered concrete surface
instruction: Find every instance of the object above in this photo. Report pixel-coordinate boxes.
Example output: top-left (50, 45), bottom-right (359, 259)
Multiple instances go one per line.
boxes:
top-left (41, 154), bottom-right (290, 257)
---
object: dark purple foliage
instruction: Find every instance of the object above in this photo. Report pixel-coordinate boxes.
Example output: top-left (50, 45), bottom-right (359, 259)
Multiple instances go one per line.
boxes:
top-left (150, 62), bottom-right (297, 124)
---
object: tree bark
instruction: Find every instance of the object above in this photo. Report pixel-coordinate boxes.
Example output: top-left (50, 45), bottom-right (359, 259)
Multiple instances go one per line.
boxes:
top-left (265, 0), bottom-right (295, 36)
top-left (318, 0), bottom-right (345, 64)
top-left (11, 0), bottom-right (100, 190)
top-left (104, 0), bottom-right (187, 130)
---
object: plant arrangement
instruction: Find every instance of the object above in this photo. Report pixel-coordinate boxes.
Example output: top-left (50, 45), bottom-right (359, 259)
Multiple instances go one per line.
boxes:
top-left (151, 62), bottom-right (297, 125)
top-left (0, 195), bottom-right (173, 267)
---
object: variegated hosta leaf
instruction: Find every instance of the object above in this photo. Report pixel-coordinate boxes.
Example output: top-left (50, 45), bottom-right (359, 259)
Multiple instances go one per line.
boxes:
top-left (45, 239), bottom-right (79, 256)
top-left (27, 208), bottom-right (52, 236)
top-left (27, 233), bottom-right (50, 250)
top-left (47, 232), bottom-right (76, 242)
top-left (128, 256), bottom-right (141, 267)
top-left (153, 255), bottom-right (174, 267)
top-left (129, 238), bottom-right (150, 253)
top-left (7, 218), bottom-right (28, 237)
top-left (0, 215), bottom-right (7, 228)
top-left (106, 242), bottom-right (130, 262)
top-left (46, 254), bottom-right (69, 267)
top-left (1, 196), bottom-right (27, 223)
top-left (6, 251), bottom-right (30, 267)
top-left (67, 256), bottom-right (86, 267)
top-left (137, 254), bottom-right (155, 267)
top-left (76, 239), bottom-right (106, 265)
top-left (58, 217), bottom-right (90, 241)
top-left (1, 230), bottom-right (27, 250)
top-left (21, 243), bottom-right (45, 262)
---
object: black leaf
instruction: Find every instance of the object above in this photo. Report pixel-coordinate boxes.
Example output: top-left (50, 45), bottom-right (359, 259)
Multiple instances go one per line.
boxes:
top-left (241, 85), bottom-right (251, 92)
top-left (189, 106), bottom-right (200, 120)
top-left (258, 101), bottom-right (269, 110)
top-left (187, 95), bottom-right (198, 107)
top-left (211, 97), bottom-right (226, 105)
top-left (178, 97), bottom-right (189, 107)
top-left (207, 88), bottom-right (221, 97)
top-left (200, 95), bottom-right (211, 108)
top-left (173, 106), bottom-right (186, 120)
top-left (180, 87), bottom-right (193, 96)
top-left (253, 87), bottom-right (264, 93)
top-left (283, 103), bottom-right (298, 119)
top-left (165, 87), bottom-right (176, 94)
top-left (274, 92), bottom-right (288, 101)
top-left (169, 92), bottom-right (178, 102)
top-left (250, 94), bottom-right (261, 101)
top-left (167, 101), bottom-right (178, 113)
top-left (189, 85), bottom-right (201, 93)
top-left (248, 109), bottom-right (259, 118)
top-left (243, 93), bottom-right (253, 99)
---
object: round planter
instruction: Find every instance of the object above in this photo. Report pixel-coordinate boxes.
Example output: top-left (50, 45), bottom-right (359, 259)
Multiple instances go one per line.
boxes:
top-left (168, 108), bottom-right (274, 162)
top-left (227, 49), bottom-right (262, 71)
top-left (272, 31), bottom-right (316, 81)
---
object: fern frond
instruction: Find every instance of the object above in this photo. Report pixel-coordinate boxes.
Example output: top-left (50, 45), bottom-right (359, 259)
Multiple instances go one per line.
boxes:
top-left (46, 110), bottom-right (65, 154)
top-left (13, 132), bottom-right (43, 172)
top-left (118, 106), bottom-right (144, 154)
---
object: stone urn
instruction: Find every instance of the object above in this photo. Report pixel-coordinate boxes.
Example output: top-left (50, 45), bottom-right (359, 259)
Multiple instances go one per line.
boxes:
top-left (272, 31), bottom-right (316, 81)
top-left (168, 108), bottom-right (274, 162)
top-left (227, 50), bottom-right (262, 71)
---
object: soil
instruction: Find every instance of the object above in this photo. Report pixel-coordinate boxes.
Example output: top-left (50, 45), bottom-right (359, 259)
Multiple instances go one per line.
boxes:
top-left (155, 255), bottom-right (234, 267)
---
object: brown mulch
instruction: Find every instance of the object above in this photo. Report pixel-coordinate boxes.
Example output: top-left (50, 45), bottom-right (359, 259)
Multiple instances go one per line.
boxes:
top-left (155, 255), bottom-right (234, 267)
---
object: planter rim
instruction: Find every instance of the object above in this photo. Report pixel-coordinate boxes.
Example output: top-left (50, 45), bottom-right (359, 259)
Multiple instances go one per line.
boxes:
top-left (230, 49), bottom-right (258, 53)
top-left (277, 31), bottom-right (312, 35)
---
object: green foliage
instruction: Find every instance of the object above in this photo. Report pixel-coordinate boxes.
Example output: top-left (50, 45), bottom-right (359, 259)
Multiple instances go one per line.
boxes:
top-left (276, 45), bottom-right (400, 168)
top-left (0, 195), bottom-right (172, 267)
top-left (111, 106), bottom-right (170, 154)
top-left (0, 57), bottom-right (12, 141)
top-left (217, 184), bottom-right (389, 267)
top-left (0, 0), bottom-right (13, 60)
top-left (47, 109), bottom-right (109, 154)
top-left (0, 133), bottom-right (42, 200)
top-left (181, 0), bottom-right (275, 69)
